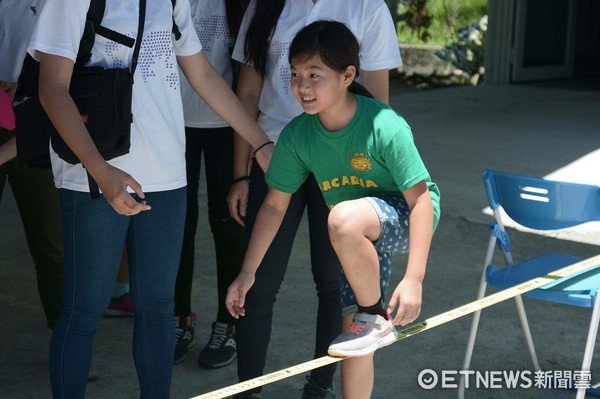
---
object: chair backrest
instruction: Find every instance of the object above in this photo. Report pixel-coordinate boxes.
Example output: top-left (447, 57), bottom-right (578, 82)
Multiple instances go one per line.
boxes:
top-left (483, 169), bottom-right (600, 230)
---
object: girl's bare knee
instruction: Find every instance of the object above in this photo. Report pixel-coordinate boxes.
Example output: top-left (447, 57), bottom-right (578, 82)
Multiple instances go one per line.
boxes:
top-left (328, 202), bottom-right (357, 238)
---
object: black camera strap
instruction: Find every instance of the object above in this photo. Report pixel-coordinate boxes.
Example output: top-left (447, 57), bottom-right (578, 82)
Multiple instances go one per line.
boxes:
top-left (87, 0), bottom-right (147, 199)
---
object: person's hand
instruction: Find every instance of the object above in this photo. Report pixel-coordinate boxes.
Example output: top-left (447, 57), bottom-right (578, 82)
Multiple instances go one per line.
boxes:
top-left (0, 81), bottom-right (17, 99)
top-left (225, 269), bottom-right (256, 318)
top-left (227, 180), bottom-right (249, 226)
top-left (386, 277), bottom-right (422, 326)
top-left (254, 142), bottom-right (273, 173)
top-left (93, 163), bottom-right (152, 216)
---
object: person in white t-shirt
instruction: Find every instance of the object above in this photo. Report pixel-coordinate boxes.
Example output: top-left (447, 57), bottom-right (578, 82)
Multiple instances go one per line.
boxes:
top-left (226, 1), bottom-right (401, 398)
top-left (29, 0), bottom-right (273, 396)
top-left (173, 0), bottom-right (249, 368)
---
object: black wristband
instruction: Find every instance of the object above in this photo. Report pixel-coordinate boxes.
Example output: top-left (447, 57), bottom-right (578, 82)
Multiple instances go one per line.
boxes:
top-left (253, 140), bottom-right (274, 157)
top-left (231, 175), bottom-right (250, 185)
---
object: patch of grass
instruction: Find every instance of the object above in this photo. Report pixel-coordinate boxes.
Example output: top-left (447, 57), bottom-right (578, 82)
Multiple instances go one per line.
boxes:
top-left (397, 0), bottom-right (488, 46)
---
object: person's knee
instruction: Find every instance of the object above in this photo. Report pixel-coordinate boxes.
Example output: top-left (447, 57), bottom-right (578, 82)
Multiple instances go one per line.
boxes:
top-left (328, 202), bottom-right (359, 241)
top-left (240, 292), bottom-right (277, 318)
top-left (210, 217), bottom-right (243, 238)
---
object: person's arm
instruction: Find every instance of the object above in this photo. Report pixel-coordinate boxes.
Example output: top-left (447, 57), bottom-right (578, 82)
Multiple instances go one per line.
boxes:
top-left (226, 63), bottom-right (266, 225)
top-left (0, 137), bottom-right (16, 166)
top-left (361, 69), bottom-right (390, 104)
top-left (225, 188), bottom-right (292, 318)
top-left (177, 52), bottom-right (273, 172)
top-left (234, 64), bottom-right (264, 175)
top-left (38, 52), bottom-right (150, 216)
top-left (386, 180), bottom-right (434, 325)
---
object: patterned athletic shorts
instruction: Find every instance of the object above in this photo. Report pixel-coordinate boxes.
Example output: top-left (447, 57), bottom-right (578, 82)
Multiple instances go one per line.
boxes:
top-left (340, 195), bottom-right (410, 316)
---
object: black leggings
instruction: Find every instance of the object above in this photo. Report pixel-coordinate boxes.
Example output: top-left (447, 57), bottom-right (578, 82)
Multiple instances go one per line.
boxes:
top-left (174, 126), bottom-right (244, 325)
top-left (236, 160), bottom-right (342, 391)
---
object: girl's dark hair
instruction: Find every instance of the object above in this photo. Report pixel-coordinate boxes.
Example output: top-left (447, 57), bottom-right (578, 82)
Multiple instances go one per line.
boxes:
top-left (288, 20), bottom-right (373, 98)
top-left (243, 0), bottom-right (285, 77)
top-left (225, 0), bottom-right (250, 38)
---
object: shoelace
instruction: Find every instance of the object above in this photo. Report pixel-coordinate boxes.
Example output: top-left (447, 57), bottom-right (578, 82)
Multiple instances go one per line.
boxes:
top-left (174, 318), bottom-right (191, 343)
top-left (175, 325), bottom-right (187, 341)
top-left (208, 324), bottom-right (229, 349)
top-left (347, 322), bottom-right (366, 335)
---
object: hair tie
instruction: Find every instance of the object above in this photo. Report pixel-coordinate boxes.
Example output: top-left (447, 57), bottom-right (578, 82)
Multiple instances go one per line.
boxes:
top-left (231, 175), bottom-right (251, 185)
top-left (253, 140), bottom-right (274, 157)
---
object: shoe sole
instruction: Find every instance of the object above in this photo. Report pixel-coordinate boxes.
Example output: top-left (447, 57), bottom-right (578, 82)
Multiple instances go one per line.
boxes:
top-left (173, 339), bottom-right (197, 365)
top-left (198, 352), bottom-right (237, 369)
top-left (327, 329), bottom-right (398, 357)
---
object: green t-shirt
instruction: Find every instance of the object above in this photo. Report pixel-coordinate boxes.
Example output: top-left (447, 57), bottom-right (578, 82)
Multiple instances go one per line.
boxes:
top-left (266, 94), bottom-right (441, 229)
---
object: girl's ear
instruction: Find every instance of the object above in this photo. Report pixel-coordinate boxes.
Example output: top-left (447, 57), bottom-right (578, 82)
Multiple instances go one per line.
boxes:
top-left (343, 65), bottom-right (357, 87)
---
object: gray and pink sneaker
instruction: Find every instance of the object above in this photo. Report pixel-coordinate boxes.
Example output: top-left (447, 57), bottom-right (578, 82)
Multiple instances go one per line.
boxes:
top-left (328, 313), bottom-right (397, 357)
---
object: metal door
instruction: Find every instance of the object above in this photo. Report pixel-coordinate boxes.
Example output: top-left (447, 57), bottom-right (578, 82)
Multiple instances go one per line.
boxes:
top-left (512, 0), bottom-right (577, 81)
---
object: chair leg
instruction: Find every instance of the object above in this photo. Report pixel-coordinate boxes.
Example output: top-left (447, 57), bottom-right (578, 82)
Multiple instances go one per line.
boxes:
top-left (459, 235), bottom-right (497, 399)
top-left (458, 308), bottom-right (483, 399)
top-left (575, 292), bottom-right (600, 399)
top-left (514, 295), bottom-right (541, 371)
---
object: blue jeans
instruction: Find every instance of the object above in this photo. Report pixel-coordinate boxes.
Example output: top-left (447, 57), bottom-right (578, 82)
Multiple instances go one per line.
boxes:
top-left (50, 188), bottom-right (186, 399)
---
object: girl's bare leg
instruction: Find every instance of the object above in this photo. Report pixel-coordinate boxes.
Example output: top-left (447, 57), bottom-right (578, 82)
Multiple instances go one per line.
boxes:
top-left (340, 314), bottom-right (375, 399)
top-left (328, 199), bottom-right (382, 307)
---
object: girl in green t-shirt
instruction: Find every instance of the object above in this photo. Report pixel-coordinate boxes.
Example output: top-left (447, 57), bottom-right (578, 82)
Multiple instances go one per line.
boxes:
top-left (226, 20), bottom-right (440, 398)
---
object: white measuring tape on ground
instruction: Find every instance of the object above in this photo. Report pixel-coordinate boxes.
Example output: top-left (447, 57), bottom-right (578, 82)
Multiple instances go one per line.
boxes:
top-left (191, 254), bottom-right (600, 399)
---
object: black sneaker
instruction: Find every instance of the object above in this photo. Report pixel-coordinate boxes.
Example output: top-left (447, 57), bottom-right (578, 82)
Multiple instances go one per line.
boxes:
top-left (300, 376), bottom-right (335, 399)
top-left (174, 316), bottom-right (195, 364)
top-left (197, 321), bottom-right (236, 368)
top-left (87, 364), bottom-right (100, 381)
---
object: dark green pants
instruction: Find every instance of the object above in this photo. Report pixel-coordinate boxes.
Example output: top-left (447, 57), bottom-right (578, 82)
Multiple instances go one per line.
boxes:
top-left (0, 128), bottom-right (63, 329)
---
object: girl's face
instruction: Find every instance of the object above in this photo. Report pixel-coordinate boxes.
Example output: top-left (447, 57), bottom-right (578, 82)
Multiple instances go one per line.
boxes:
top-left (290, 54), bottom-right (354, 116)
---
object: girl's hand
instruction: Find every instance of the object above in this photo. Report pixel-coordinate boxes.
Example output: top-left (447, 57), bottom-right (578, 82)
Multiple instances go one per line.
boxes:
top-left (386, 277), bottom-right (422, 326)
top-left (0, 137), bottom-right (17, 166)
top-left (227, 180), bottom-right (249, 226)
top-left (93, 163), bottom-right (152, 216)
top-left (225, 269), bottom-right (256, 318)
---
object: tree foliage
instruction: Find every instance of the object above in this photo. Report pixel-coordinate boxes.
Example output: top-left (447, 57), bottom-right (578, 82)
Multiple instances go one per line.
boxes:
top-left (396, 0), bottom-right (433, 42)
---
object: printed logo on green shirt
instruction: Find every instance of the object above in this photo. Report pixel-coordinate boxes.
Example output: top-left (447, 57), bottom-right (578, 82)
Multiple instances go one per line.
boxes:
top-left (349, 153), bottom-right (373, 173)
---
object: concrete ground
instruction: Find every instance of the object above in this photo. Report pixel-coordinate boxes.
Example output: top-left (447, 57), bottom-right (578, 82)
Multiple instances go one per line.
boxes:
top-left (1, 78), bottom-right (599, 399)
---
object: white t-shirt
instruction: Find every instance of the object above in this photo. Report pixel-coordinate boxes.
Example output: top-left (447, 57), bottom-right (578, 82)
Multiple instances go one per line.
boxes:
top-left (28, 0), bottom-right (203, 193)
top-left (179, 0), bottom-right (233, 128)
top-left (0, 0), bottom-right (39, 82)
top-left (232, 0), bottom-right (402, 142)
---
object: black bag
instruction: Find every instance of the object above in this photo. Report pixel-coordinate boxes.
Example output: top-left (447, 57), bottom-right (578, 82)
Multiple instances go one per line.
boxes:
top-left (13, 60), bottom-right (133, 167)
top-left (12, 54), bottom-right (53, 168)
top-left (12, 0), bottom-right (146, 169)
top-left (50, 67), bottom-right (134, 164)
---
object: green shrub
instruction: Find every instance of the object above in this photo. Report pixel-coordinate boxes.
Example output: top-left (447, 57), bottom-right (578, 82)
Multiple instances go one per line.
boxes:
top-left (397, 0), bottom-right (488, 46)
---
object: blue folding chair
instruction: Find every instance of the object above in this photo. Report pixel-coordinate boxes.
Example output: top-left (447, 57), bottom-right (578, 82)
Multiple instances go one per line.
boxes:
top-left (458, 169), bottom-right (600, 399)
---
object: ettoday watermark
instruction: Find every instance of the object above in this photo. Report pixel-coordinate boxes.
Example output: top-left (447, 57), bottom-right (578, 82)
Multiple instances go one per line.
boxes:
top-left (418, 369), bottom-right (592, 390)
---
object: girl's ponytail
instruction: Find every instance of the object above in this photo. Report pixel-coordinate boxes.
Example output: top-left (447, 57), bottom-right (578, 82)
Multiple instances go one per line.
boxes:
top-left (244, 0), bottom-right (285, 77)
top-left (225, 0), bottom-right (250, 38)
top-left (349, 81), bottom-right (374, 98)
